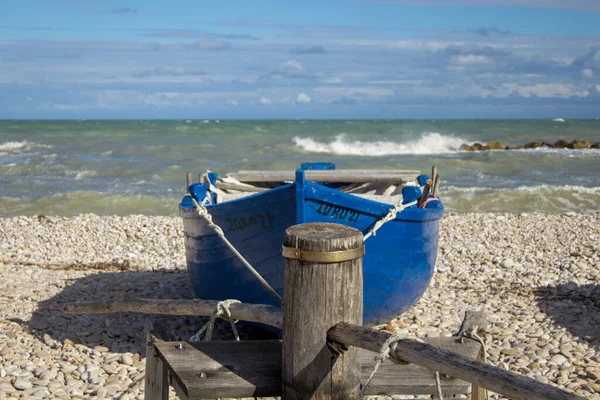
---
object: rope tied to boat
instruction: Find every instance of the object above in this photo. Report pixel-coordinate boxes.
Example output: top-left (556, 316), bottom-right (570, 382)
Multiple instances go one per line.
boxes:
top-left (363, 200), bottom-right (418, 241)
top-left (359, 330), bottom-right (445, 400)
top-left (187, 194), bottom-right (284, 305)
top-left (189, 299), bottom-right (241, 342)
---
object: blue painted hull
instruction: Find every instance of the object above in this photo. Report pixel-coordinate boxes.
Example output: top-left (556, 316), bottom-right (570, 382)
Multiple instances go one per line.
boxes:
top-left (180, 172), bottom-right (443, 325)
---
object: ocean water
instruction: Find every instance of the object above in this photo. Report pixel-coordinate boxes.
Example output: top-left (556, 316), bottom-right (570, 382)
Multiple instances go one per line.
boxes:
top-left (1, 119), bottom-right (599, 217)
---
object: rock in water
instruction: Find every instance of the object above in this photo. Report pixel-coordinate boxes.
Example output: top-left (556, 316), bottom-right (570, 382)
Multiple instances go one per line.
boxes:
top-left (567, 139), bottom-right (591, 149)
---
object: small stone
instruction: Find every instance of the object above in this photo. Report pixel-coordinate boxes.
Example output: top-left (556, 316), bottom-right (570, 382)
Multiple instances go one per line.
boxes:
top-left (550, 354), bottom-right (567, 366)
top-left (121, 353), bottom-right (134, 366)
top-left (93, 346), bottom-right (109, 353)
top-left (13, 378), bottom-right (33, 390)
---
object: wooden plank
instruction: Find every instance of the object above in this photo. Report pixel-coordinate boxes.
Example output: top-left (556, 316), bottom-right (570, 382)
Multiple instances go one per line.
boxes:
top-left (328, 322), bottom-right (583, 400)
top-left (154, 340), bottom-right (282, 399)
top-left (282, 223), bottom-right (364, 399)
top-left (65, 298), bottom-right (283, 329)
top-left (359, 337), bottom-right (480, 396)
top-left (145, 334), bottom-right (169, 400)
top-left (152, 336), bottom-right (482, 399)
top-left (214, 181), bottom-right (268, 192)
top-left (226, 169), bottom-right (420, 183)
top-left (471, 346), bottom-right (487, 400)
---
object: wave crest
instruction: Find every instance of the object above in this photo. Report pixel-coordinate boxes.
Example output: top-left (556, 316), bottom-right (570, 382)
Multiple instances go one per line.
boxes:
top-left (0, 141), bottom-right (52, 152)
top-left (292, 133), bottom-right (466, 156)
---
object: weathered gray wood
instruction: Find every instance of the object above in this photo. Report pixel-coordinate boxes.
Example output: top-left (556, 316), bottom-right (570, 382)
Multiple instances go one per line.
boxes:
top-left (147, 336), bottom-right (482, 398)
top-left (145, 333), bottom-right (169, 400)
top-left (65, 298), bottom-right (283, 328)
top-left (186, 171), bottom-right (192, 190)
top-left (432, 174), bottom-right (440, 197)
top-left (328, 322), bottom-right (582, 400)
top-left (418, 179), bottom-right (432, 207)
top-left (214, 181), bottom-right (268, 192)
top-left (227, 169), bottom-right (419, 183)
top-left (471, 345), bottom-right (487, 400)
top-left (154, 340), bottom-right (282, 398)
top-left (359, 336), bottom-right (480, 395)
top-left (283, 223), bottom-right (364, 400)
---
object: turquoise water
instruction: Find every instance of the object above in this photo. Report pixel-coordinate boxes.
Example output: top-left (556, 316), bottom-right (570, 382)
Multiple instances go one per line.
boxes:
top-left (1, 119), bottom-right (599, 216)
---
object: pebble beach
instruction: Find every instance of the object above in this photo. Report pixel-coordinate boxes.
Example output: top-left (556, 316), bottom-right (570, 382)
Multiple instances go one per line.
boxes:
top-left (1, 212), bottom-right (599, 399)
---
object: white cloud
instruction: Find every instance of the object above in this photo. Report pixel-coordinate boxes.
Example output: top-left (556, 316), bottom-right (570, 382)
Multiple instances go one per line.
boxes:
top-left (451, 55), bottom-right (494, 65)
top-left (279, 60), bottom-right (305, 73)
top-left (260, 97), bottom-right (272, 105)
top-left (502, 83), bottom-right (590, 98)
top-left (227, 100), bottom-right (239, 106)
top-left (582, 69), bottom-right (595, 78)
top-left (296, 93), bottom-right (312, 103)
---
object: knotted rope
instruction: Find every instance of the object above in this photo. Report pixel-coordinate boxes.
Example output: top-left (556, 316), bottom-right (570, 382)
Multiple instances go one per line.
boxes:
top-left (359, 331), bottom-right (445, 400)
top-left (189, 299), bottom-right (241, 342)
top-left (363, 200), bottom-right (417, 241)
top-left (188, 194), bottom-right (283, 304)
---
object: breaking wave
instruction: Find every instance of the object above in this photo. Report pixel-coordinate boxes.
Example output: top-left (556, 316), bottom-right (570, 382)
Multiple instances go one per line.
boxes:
top-left (442, 185), bottom-right (600, 213)
top-left (0, 141), bottom-right (52, 153)
top-left (292, 133), bottom-right (467, 156)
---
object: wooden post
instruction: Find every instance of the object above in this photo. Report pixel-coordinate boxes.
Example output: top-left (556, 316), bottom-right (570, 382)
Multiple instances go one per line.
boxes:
top-left (282, 223), bottom-right (364, 400)
top-left (145, 331), bottom-right (169, 400)
top-left (186, 171), bottom-right (192, 190)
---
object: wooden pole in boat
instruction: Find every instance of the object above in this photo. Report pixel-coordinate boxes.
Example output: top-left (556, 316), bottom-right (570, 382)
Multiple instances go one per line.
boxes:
top-left (282, 223), bottom-right (364, 400)
top-left (418, 179), bottom-right (432, 207)
top-left (186, 171), bottom-right (192, 190)
top-left (432, 174), bottom-right (441, 198)
top-left (431, 165), bottom-right (437, 183)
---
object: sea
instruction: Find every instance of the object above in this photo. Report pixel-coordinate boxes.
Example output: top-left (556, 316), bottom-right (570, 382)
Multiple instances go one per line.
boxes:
top-left (1, 119), bottom-right (599, 217)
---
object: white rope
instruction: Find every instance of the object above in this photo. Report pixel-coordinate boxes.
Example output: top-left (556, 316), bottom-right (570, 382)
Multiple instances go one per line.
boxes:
top-left (363, 200), bottom-right (417, 241)
top-left (359, 331), bottom-right (444, 400)
top-left (189, 299), bottom-right (241, 342)
top-left (188, 195), bottom-right (284, 304)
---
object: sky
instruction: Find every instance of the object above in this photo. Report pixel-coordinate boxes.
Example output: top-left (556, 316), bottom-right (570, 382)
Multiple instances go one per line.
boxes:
top-left (1, 0), bottom-right (599, 119)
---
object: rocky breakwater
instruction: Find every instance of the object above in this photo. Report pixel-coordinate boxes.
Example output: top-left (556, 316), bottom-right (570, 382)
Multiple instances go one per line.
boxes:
top-left (459, 139), bottom-right (600, 151)
top-left (1, 213), bottom-right (600, 399)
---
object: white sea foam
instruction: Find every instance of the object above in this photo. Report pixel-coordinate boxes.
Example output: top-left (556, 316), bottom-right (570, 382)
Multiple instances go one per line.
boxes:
top-left (74, 170), bottom-right (98, 180)
top-left (442, 185), bottom-right (600, 213)
top-left (0, 141), bottom-right (52, 152)
top-left (444, 184), bottom-right (600, 194)
top-left (553, 118), bottom-right (565, 122)
top-left (292, 133), bottom-right (467, 156)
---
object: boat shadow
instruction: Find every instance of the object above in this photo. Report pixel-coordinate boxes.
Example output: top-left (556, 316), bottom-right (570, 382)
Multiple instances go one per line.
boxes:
top-left (535, 282), bottom-right (600, 348)
top-left (26, 269), bottom-right (277, 356)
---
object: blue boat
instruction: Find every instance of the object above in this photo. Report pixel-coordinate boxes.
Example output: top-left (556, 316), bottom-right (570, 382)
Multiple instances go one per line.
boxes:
top-left (179, 165), bottom-right (443, 325)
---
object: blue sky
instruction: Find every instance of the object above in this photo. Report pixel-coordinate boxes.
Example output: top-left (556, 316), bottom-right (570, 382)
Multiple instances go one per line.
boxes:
top-left (1, 0), bottom-right (599, 119)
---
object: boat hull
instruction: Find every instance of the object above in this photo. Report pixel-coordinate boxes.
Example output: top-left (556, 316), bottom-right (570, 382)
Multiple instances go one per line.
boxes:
top-left (180, 173), bottom-right (443, 325)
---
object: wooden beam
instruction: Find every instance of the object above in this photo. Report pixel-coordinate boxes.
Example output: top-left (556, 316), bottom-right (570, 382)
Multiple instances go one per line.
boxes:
top-left (226, 169), bottom-right (420, 183)
top-left (214, 181), bottom-right (268, 192)
top-left (282, 223), bottom-right (364, 399)
top-left (358, 337), bottom-right (479, 396)
top-left (148, 336), bottom-right (484, 399)
top-left (65, 298), bottom-right (283, 329)
top-left (327, 322), bottom-right (582, 400)
top-left (154, 340), bottom-right (282, 399)
top-left (144, 332), bottom-right (169, 400)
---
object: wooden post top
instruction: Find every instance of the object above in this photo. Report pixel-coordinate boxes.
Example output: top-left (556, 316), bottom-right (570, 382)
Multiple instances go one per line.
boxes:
top-left (284, 223), bottom-right (363, 253)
